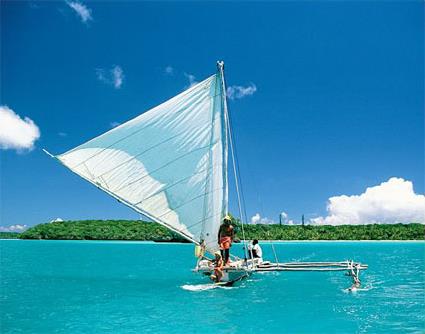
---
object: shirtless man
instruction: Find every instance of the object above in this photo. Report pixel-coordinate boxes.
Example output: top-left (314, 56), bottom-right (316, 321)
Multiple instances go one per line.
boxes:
top-left (217, 215), bottom-right (235, 265)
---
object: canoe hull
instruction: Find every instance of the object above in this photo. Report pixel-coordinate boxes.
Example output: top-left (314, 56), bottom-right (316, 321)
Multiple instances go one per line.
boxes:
top-left (194, 259), bottom-right (252, 283)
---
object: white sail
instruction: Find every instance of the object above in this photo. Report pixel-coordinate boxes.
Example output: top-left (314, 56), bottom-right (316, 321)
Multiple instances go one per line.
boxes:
top-left (49, 70), bottom-right (228, 252)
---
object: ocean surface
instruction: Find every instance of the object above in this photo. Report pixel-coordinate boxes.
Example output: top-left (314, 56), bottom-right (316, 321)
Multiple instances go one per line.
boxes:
top-left (1, 240), bottom-right (424, 334)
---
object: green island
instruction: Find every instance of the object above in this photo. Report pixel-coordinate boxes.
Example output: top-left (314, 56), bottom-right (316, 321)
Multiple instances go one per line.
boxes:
top-left (1, 220), bottom-right (424, 241)
top-left (0, 232), bottom-right (22, 239)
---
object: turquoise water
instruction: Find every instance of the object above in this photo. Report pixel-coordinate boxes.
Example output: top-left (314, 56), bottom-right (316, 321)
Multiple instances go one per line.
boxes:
top-left (1, 240), bottom-right (424, 333)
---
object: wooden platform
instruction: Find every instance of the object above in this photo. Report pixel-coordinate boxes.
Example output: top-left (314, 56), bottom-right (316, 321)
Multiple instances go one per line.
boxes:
top-left (254, 260), bottom-right (368, 272)
top-left (195, 258), bottom-right (368, 287)
top-left (254, 260), bottom-right (368, 287)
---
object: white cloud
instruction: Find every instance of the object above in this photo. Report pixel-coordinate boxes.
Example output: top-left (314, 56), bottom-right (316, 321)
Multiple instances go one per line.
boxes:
top-left (50, 218), bottom-right (64, 223)
top-left (278, 211), bottom-right (297, 225)
top-left (111, 66), bottom-right (124, 89)
top-left (279, 211), bottom-right (288, 223)
top-left (184, 72), bottom-right (198, 88)
top-left (227, 83), bottom-right (257, 100)
top-left (250, 213), bottom-right (276, 224)
top-left (96, 65), bottom-right (124, 89)
top-left (311, 177), bottom-right (425, 225)
top-left (164, 66), bottom-right (174, 75)
top-left (0, 224), bottom-right (28, 232)
top-left (66, 1), bottom-right (92, 23)
top-left (0, 106), bottom-right (40, 151)
top-left (110, 121), bottom-right (121, 128)
top-left (251, 213), bottom-right (261, 224)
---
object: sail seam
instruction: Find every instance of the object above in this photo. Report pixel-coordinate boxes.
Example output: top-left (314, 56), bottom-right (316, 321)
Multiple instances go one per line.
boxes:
top-left (89, 131), bottom-right (186, 180)
top-left (156, 186), bottom-right (224, 220)
top-left (87, 104), bottom-right (211, 179)
top-left (176, 212), bottom-right (221, 233)
top-left (133, 163), bottom-right (221, 206)
top-left (112, 144), bottom-right (212, 193)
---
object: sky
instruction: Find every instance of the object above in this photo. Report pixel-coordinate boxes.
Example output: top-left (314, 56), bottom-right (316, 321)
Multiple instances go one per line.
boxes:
top-left (1, 1), bottom-right (424, 230)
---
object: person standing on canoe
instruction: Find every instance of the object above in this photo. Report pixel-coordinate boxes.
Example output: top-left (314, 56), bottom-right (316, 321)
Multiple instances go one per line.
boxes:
top-left (218, 215), bottom-right (235, 265)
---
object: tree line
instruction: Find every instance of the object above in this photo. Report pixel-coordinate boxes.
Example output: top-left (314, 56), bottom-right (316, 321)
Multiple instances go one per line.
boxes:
top-left (3, 219), bottom-right (423, 241)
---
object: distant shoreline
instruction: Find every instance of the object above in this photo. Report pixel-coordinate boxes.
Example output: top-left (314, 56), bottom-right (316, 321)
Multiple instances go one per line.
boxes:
top-left (1, 239), bottom-right (423, 243)
top-left (1, 220), bottom-right (424, 242)
top-left (263, 239), bottom-right (425, 243)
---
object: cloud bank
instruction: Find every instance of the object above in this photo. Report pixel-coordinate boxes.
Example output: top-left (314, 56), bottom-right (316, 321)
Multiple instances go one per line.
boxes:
top-left (0, 224), bottom-right (28, 232)
top-left (227, 83), bottom-right (257, 100)
top-left (250, 213), bottom-right (276, 224)
top-left (311, 177), bottom-right (425, 225)
top-left (0, 106), bottom-right (40, 151)
top-left (96, 65), bottom-right (124, 89)
top-left (67, 1), bottom-right (92, 23)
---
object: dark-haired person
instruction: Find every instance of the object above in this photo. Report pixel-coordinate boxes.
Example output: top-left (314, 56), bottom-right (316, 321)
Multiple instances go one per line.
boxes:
top-left (248, 239), bottom-right (263, 262)
top-left (218, 215), bottom-right (235, 265)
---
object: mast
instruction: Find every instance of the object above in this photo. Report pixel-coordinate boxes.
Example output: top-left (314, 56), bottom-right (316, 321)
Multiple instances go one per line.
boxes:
top-left (217, 61), bottom-right (229, 217)
top-left (217, 61), bottom-right (248, 258)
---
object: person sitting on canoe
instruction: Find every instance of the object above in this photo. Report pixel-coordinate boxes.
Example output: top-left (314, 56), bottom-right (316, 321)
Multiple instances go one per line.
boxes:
top-left (248, 239), bottom-right (263, 262)
top-left (218, 215), bottom-right (235, 265)
top-left (210, 251), bottom-right (224, 283)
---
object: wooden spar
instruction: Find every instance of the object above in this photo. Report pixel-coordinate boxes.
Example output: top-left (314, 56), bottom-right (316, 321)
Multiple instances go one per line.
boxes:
top-left (254, 267), bottom-right (360, 272)
top-left (254, 267), bottom-right (367, 272)
top-left (252, 260), bottom-right (367, 286)
top-left (272, 263), bottom-right (368, 268)
top-left (254, 261), bottom-right (368, 271)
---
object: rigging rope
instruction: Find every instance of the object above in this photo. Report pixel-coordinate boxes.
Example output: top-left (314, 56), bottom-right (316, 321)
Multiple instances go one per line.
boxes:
top-left (227, 113), bottom-right (248, 259)
top-left (220, 62), bottom-right (279, 266)
top-left (228, 110), bottom-right (253, 263)
top-left (218, 62), bottom-right (248, 260)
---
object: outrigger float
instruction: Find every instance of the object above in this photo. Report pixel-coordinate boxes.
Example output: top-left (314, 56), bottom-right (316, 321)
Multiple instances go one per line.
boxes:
top-left (45, 61), bottom-right (368, 289)
top-left (195, 257), bottom-right (368, 288)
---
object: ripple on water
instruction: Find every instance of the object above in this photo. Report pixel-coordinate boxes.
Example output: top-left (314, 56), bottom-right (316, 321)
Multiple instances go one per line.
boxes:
top-left (1, 240), bottom-right (424, 334)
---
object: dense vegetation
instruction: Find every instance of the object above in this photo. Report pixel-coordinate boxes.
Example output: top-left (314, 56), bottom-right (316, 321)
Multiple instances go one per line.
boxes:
top-left (19, 220), bottom-right (188, 242)
top-left (242, 223), bottom-right (424, 240)
top-left (0, 232), bottom-right (20, 239)
top-left (16, 220), bottom-right (425, 241)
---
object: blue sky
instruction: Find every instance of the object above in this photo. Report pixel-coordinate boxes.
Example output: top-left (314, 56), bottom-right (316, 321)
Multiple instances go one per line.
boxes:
top-left (1, 1), bottom-right (424, 229)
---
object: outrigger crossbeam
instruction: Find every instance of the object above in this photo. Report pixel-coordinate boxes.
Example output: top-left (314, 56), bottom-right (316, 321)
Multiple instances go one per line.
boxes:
top-left (254, 260), bottom-right (368, 287)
